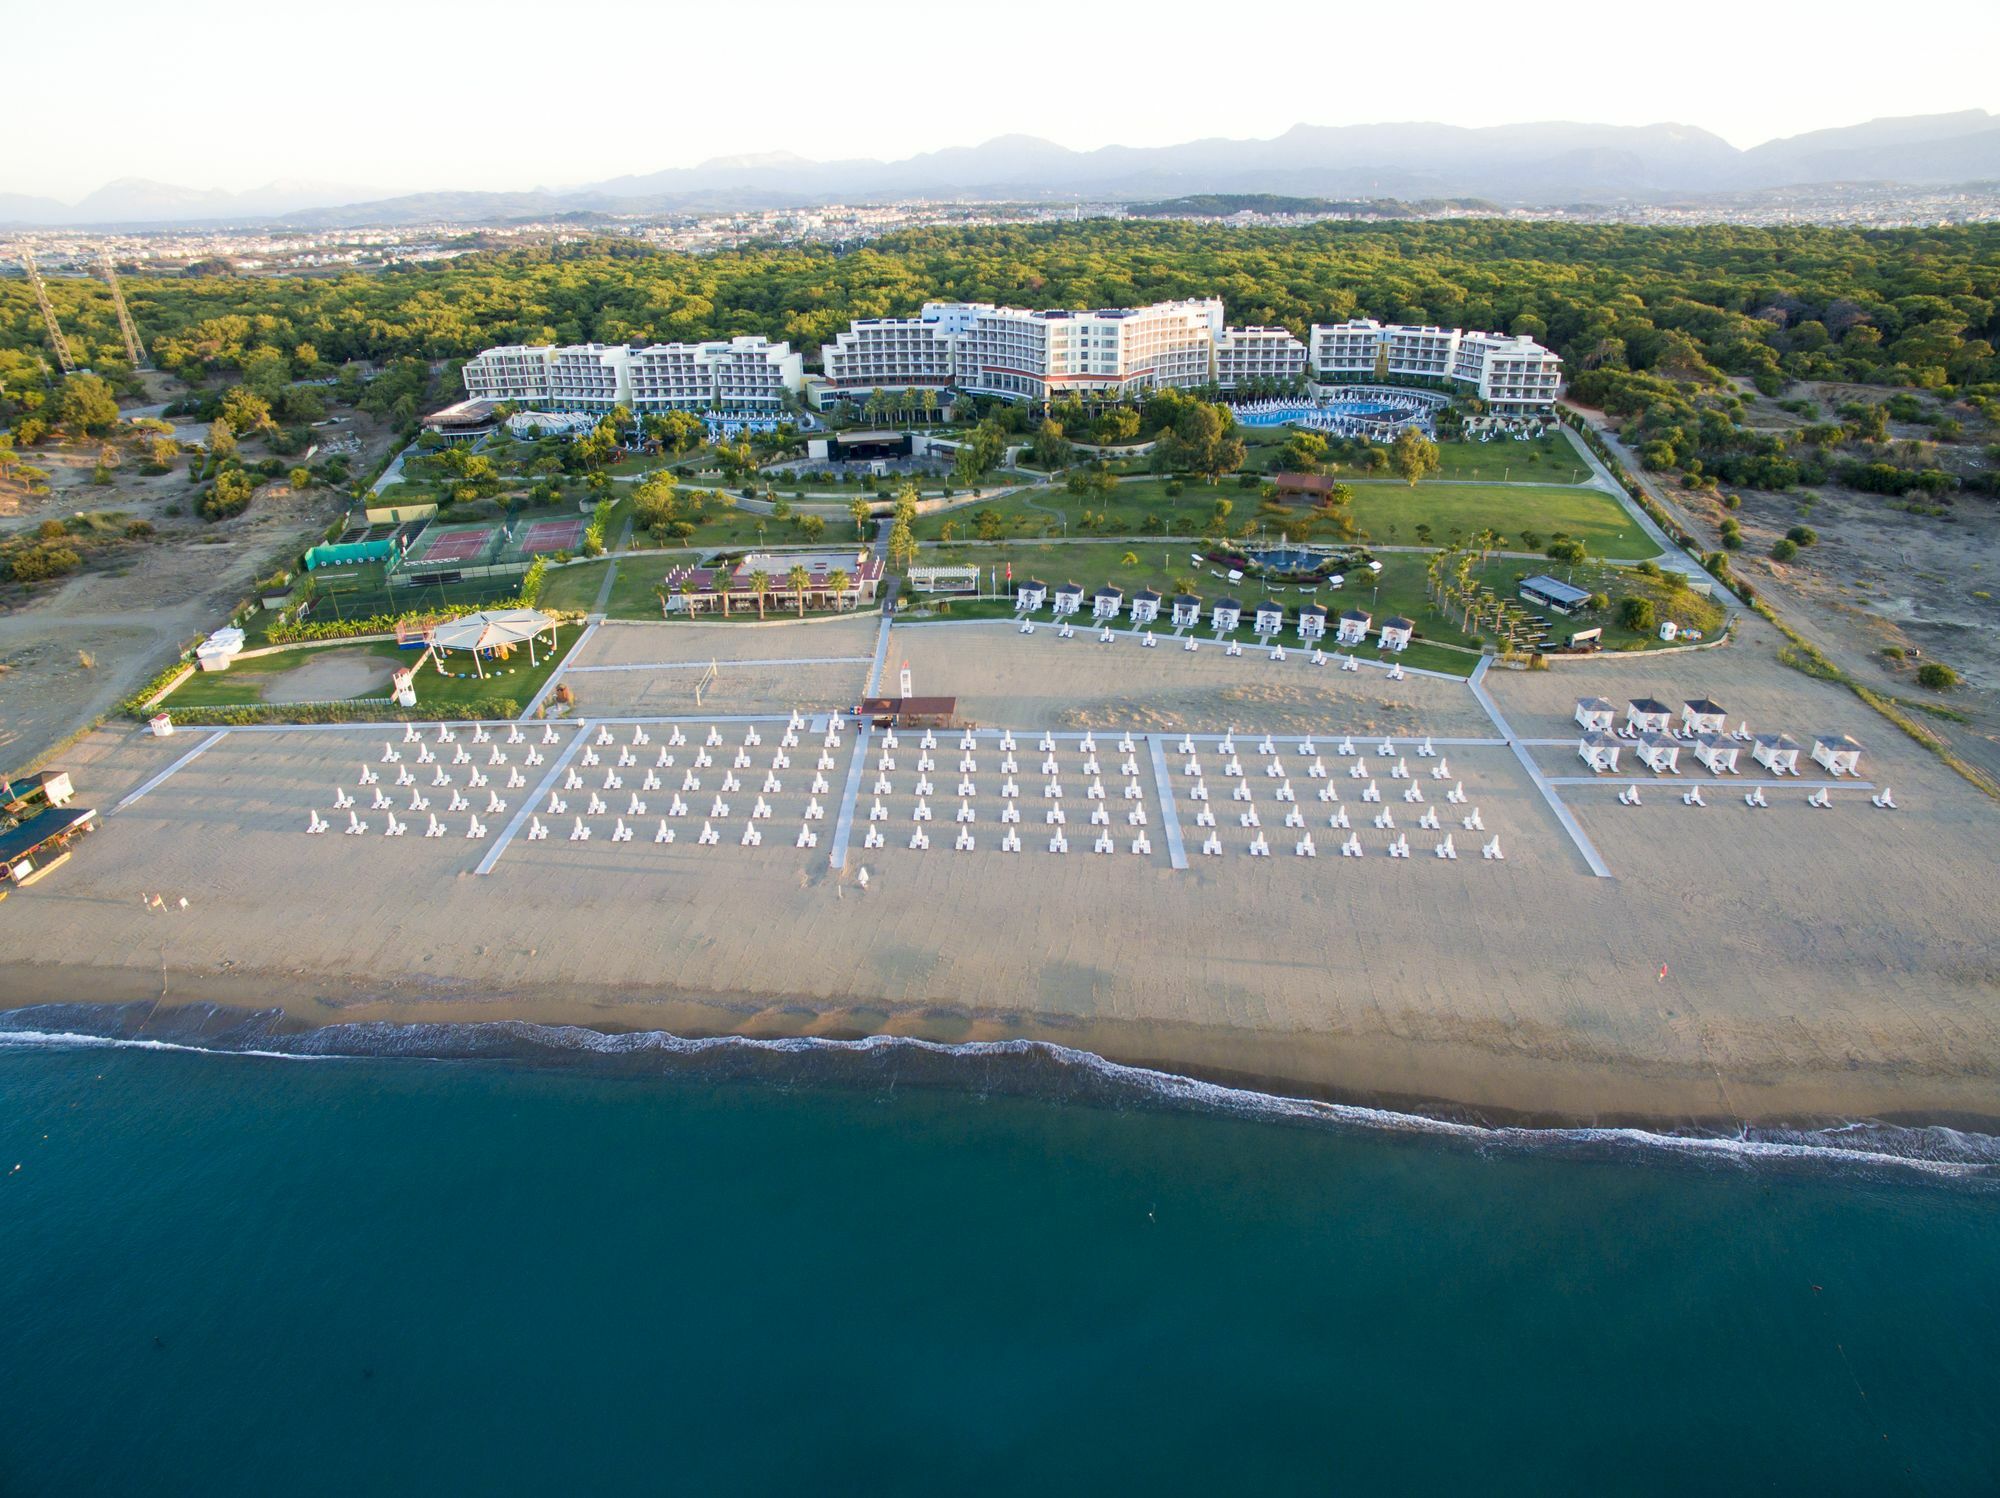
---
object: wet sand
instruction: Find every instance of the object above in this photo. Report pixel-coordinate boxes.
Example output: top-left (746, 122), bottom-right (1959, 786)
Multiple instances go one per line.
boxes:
top-left (5, 615), bottom-right (1997, 1131)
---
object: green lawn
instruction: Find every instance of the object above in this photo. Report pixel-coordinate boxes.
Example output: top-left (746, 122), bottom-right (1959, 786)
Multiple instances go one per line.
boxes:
top-left (162, 626), bottom-right (580, 713)
top-left (917, 476), bottom-right (1648, 558)
top-left (904, 538), bottom-right (1713, 666)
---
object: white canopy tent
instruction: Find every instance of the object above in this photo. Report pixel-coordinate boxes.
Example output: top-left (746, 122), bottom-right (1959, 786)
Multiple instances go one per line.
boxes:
top-left (426, 608), bottom-right (559, 678)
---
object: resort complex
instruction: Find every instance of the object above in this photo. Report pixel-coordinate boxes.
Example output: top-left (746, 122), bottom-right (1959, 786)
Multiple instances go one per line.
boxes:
top-left (459, 300), bottom-right (1562, 414)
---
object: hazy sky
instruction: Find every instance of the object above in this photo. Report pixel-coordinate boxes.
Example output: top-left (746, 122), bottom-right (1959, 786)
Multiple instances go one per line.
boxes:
top-left (9, 0), bottom-right (1999, 199)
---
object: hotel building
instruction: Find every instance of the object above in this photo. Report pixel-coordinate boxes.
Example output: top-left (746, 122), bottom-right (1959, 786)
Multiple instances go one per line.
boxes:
top-left (460, 336), bottom-right (803, 413)
top-left (1308, 318), bottom-right (1564, 415)
top-left (464, 305), bottom-right (1560, 414)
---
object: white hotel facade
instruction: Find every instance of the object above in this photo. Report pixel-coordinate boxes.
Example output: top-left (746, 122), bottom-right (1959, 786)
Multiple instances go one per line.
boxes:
top-left (816, 301), bottom-right (1560, 414)
top-left (460, 304), bottom-right (1560, 416)
top-left (461, 335), bottom-right (804, 413)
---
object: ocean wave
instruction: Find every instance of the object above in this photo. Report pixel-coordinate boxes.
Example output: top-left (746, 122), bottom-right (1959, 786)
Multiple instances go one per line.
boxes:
top-left (3, 1005), bottom-right (1995, 1182)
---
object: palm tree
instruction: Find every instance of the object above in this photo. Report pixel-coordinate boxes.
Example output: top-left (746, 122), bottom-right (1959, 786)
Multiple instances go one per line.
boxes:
top-left (850, 496), bottom-right (873, 539)
top-left (827, 568), bottom-right (851, 611)
top-left (787, 563), bottom-right (811, 617)
top-left (750, 569), bottom-right (771, 619)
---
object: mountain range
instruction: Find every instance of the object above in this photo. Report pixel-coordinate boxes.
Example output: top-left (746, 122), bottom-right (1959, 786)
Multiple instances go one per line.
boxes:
top-left (6, 111), bottom-right (2000, 229)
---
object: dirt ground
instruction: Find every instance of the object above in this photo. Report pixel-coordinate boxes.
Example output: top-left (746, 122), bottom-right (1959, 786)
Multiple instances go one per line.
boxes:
top-left (0, 406), bottom-right (399, 777)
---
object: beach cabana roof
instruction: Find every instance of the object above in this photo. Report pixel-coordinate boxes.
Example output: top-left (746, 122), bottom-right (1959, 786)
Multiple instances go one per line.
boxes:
top-left (1384, 615), bottom-right (1414, 630)
top-left (1054, 580), bottom-right (1085, 598)
top-left (1685, 697), bottom-right (1725, 715)
top-left (1578, 696), bottom-right (1614, 712)
top-left (1134, 587), bottom-right (1162, 602)
top-left (1298, 602), bottom-right (1328, 618)
top-left (432, 608), bottom-right (555, 652)
top-left (1340, 608), bottom-right (1371, 623)
top-left (1629, 696), bottom-right (1670, 714)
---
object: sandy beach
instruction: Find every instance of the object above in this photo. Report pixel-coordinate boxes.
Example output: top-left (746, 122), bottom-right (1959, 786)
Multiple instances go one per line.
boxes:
top-left (5, 611), bottom-right (1997, 1131)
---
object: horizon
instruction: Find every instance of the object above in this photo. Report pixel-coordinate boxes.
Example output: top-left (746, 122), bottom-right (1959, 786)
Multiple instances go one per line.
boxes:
top-left (8, 0), bottom-right (2000, 201)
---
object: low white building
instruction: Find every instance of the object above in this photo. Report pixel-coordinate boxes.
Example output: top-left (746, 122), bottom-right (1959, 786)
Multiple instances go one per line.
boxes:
top-left (1015, 579), bottom-right (1048, 613)
top-left (1681, 698), bottom-right (1727, 736)
top-left (1575, 698), bottom-right (1616, 732)
top-left (1092, 586), bottom-right (1123, 622)
top-left (1130, 589), bottom-right (1161, 626)
top-left (1379, 617), bottom-right (1414, 652)
top-left (1210, 597), bottom-right (1242, 635)
top-left (1051, 582), bottom-right (1085, 618)
top-left (1579, 732), bottom-right (1622, 772)
top-left (1253, 600), bottom-right (1285, 636)
top-left (1626, 697), bottom-right (1673, 735)
top-left (1171, 594), bottom-right (1202, 629)
top-left (1753, 733), bottom-right (1802, 775)
top-left (1694, 735), bottom-right (1740, 774)
top-left (1298, 603), bottom-right (1327, 641)
top-left (1336, 609), bottom-right (1371, 647)
top-left (1811, 734), bottom-right (1863, 776)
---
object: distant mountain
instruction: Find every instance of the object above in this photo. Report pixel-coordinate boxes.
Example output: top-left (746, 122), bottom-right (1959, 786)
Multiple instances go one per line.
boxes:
top-left (7, 111), bottom-right (2000, 230)
top-left (1739, 111), bottom-right (2000, 186)
top-left (0, 176), bottom-right (385, 227)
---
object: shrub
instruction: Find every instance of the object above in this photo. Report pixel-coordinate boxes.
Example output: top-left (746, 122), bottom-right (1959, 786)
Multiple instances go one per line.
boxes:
top-left (1618, 596), bottom-right (1655, 632)
top-left (1916, 662), bottom-right (1959, 691)
top-left (1770, 538), bottom-right (1798, 562)
top-left (1785, 525), bottom-right (1817, 546)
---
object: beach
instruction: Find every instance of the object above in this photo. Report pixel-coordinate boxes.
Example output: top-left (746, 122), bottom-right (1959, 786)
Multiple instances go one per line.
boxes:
top-left (6, 612), bottom-right (1997, 1131)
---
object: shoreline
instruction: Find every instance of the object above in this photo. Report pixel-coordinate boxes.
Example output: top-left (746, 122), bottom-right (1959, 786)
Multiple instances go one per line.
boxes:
top-left (6, 961), bottom-right (1998, 1147)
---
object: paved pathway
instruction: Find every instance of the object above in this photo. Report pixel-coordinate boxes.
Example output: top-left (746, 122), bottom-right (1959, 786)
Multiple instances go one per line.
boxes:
top-left (476, 720), bottom-right (587, 874)
top-left (1467, 657), bottom-right (1612, 879)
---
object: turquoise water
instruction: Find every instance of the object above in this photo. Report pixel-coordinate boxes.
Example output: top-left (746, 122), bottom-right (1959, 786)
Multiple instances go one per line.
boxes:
top-left (3, 1036), bottom-right (1996, 1495)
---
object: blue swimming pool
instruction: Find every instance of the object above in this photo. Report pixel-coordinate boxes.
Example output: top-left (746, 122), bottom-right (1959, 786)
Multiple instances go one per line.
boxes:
top-left (1233, 400), bottom-right (1408, 428)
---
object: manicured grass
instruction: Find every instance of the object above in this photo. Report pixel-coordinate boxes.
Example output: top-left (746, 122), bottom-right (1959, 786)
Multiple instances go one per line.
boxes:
top-left (163, 627), bottom-right (579, 713)
top-left (1345, 484), bottom-right (1648, 558)
top-left (1468, 557), bottom-right (1729, 652)
top-left (917, 476), bottom-right (1647, 557)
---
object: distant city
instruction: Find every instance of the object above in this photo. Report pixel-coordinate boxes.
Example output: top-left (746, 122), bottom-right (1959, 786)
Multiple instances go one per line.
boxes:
top-left (6, 179), bottom-right (1998, 281)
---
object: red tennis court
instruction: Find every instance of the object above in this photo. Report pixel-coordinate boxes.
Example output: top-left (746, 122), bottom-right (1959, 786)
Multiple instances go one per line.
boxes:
top-left (412, 525), bottom-right (494, 562)
top-left (520, 517), bottom-right (586, 554)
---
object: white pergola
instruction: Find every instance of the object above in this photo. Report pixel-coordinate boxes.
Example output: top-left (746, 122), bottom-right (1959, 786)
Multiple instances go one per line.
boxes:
top-left (427, 608), bottom-right (559, 678)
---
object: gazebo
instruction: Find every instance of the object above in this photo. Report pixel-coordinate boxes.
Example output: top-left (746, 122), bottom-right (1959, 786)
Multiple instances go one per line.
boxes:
top-left (426, 608), bottom-right (560, 679)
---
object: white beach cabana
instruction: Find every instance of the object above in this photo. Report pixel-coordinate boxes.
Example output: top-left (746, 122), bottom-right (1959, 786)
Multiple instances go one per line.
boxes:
top-left (1575, 697), bottom-right (1615, 732)
top-left (1693, 734), bottom-right (1739, 774)
top-left (1625, 697), bottom-right (1673, 735)
top-left (1811, 734), bottom-right (1863, 776)
top-left (1092, 585), bottom-right (1124, 622)
top-left (1336, 609), bottom-right (1371, 646)
top-left (1297, 602), bottom-right (1327, 641)
top-left (1579, 732), bottom-right (1622, 773)
top-left (1015, 579), bottom-right (1048, 613)
top-left (1253, 600), bottom-right (1284, 636)
top-left (1682, 698), bottom-right (1726, 736)
top-left (1210, 597), bottom-right (1243, 635)
top-left (1752, 732), bottom-right (1802, 775)
top-left (427, 607), bottom-right (559, 679)
top-left (1051, 582), bottom-right (1085, 618)
top-left (1379, 617), bottom-right (1414, 652)
top-left (1637, 731), bottom-right (1680, 774)
top-left (1130, 588), bottom-right (1161, 626)
top-left (1170, 593), bottom-right (1202, 629)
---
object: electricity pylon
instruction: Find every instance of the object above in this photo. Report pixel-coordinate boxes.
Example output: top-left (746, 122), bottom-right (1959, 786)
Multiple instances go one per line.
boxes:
top-left (21, 250), bottom-right (75, 376)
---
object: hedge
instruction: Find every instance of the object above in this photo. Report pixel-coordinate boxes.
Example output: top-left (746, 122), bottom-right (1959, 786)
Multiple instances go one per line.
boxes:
top-left (158, 697), bottom-right (524, 728)
top-left (265, 557), bottom-right (555, 644)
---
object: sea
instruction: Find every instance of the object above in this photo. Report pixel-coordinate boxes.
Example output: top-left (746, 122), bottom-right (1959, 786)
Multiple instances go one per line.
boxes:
top-left (2, 1009), bottom-right (1996, 1496)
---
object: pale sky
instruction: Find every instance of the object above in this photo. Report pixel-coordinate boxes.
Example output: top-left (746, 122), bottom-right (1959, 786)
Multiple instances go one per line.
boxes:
top-left (7, 0), bottom-right (1999, 200)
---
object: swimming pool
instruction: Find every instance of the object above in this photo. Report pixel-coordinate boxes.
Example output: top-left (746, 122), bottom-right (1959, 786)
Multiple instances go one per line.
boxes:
top-left (1235, 401), bottom-right (1401, 428)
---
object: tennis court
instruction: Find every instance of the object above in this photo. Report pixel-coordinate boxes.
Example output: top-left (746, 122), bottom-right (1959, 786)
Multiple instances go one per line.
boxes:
top-left (519, 516), bottom-right (586, 555)
top-left (408, 522), bottom-right (502, 565)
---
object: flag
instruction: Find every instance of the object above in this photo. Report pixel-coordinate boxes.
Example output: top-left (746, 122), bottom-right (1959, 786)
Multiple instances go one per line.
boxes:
top-left (1005, 562), bottom-right (1012, 582)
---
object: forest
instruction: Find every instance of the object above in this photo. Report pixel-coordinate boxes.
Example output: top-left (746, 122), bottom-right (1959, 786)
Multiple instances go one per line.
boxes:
top-left (4, 221), bottom-right (1998, 419)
